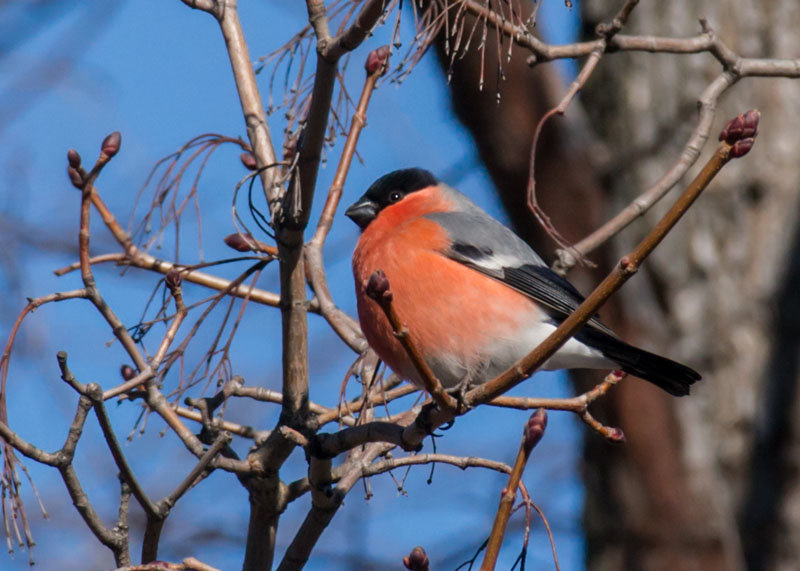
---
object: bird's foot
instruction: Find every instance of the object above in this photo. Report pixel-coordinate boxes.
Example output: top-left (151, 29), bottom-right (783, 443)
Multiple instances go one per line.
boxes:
top-left (446, 376), bottom-right (475, 413)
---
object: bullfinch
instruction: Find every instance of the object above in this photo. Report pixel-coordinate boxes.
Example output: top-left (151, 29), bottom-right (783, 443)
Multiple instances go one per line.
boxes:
top-left (346, 168), bottom-right (700, 396)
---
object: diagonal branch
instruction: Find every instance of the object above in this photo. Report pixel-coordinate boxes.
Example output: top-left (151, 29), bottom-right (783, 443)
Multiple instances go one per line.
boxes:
top-left (181, 0), bottom-right (282, 210)
top-left (142, 432), bottom-right (232, 563)
top-left (363, 270), bottom-right (459, 413)
top-left (554, 69), bottom-right (739, 271)
top-left (306, 46), bottom-right (391, 353)
top-left (482, 409), bottom-right (547, 570)
top-left (464, 110), bottom-right (759, 406)
top-left (321, 0), bottom-right (388, 61)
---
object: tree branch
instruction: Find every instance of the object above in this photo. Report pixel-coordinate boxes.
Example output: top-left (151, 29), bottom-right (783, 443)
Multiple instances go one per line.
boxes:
top-left (305, 46), bottom-right (391, 354)
top-left (465, 110), bottom-right (759, 405)
top-left (363, 270), bottom-right (459, 413)
top-left (489, 371), bottom-right (626, 441)
top-left (182, 0), bottom-right (282, 210)
top-left (482, 409), bottom-right (547, 570)
top-left (321, 0), bottom-right (388, 61)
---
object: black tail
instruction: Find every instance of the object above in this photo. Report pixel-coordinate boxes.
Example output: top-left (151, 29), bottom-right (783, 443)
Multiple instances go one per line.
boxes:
top-left (577, 329), bottom-right (701, 396)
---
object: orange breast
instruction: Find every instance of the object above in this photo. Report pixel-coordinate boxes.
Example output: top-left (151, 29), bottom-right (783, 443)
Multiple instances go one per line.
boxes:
top-left (352, 192), bottom-right (540, 386)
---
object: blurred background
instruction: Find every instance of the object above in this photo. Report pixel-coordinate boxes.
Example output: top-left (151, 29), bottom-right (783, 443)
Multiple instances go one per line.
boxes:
top-left (1, 1), bottom-right (799, 570)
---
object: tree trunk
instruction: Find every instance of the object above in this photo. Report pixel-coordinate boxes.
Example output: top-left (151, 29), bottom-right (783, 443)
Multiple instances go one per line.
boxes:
top-left (432, 1), bottom-right (800, 569)
top-left (580, 1), bottom-right (800, 569)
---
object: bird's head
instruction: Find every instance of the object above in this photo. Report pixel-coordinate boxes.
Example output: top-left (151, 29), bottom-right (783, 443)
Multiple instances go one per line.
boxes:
top-left (345, 168), bottom-right (438, 229)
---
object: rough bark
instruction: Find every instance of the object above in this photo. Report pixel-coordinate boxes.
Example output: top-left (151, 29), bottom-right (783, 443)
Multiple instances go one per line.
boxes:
top-left (579, 2), bottom-right (800, 570)
top-left (432, 1), bottom-right (800, 569)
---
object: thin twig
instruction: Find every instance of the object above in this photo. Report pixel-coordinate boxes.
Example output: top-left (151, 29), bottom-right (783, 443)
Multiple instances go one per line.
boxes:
top-left (86, 189), bottom-right (289, 310)
top-left (139, 433), bottom-right (232, 563)
top-left (82, 382), bottom-right (159, 519)
top-left (305, 46), bottom-right (391, 353)
top-left (526, 1), bottom-right (639, 253)
top-left (489, 371), bottom-right (626, 441)
top-left (482, 409), bottom-right (547, 570)
top-left (363, 270), bottom-right (459, 413)
top-left (182, 0), bottom-right (282, 211)
top-left (554, 70), bottom-right (738, 272)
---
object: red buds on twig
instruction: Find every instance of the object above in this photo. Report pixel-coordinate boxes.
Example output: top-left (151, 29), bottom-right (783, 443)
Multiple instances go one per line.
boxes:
top-left (120, 365), bottom-right (136, 381)
top-left (223, 233), bottom-right (278, 257)
top-left (67, 166), bottom-right (84, 189)
top-left (365, 45), bottom-right (391, 76)
top-left (66, 132), bottom-right (121, 189)
top-left (67, 149), bottom-right (85, 188)
top-left (101, 131), bottom-right (121, 160)
top-left (523, 408), bottom-right (548, 454)
top-left (224, 233), bottom-right (257, 252)
top-left (719, 109), bottom-right (760, 158)
top-left (730, 138), bottom-right (755, 159)
top-left (67, 149), bottom-right (82, 169)
top-left (403, 546), bottom-right (429, 571)
top-left (365, 269), bottom-right (393, 305)
top-left (240, 152), bottom-right (257, 171)
top-left (719, 109), bottom-right (759, 144)
top-left (165, 269), bottom-right (183, 291)
top-left (607, 427), bottom-right (626, 443)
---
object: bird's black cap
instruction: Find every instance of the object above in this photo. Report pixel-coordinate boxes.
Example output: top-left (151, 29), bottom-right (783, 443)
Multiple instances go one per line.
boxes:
top-left (346, 168), bottom-right (437, 229)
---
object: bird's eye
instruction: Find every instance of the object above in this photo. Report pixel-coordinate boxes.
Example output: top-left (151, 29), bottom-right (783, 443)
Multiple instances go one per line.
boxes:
top-left (389, 191), bottom-right (403, 203)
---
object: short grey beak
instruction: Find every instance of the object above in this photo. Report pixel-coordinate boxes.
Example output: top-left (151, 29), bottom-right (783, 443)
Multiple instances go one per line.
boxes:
top-left (345, 197), bottom-right (377, 229)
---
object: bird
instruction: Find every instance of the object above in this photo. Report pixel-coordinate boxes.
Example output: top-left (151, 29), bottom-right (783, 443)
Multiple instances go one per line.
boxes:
top-left (346, 168), bottom-right (701, 397)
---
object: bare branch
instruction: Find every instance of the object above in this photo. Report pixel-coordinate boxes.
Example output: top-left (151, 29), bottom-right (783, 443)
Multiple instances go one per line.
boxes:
top-left (141, 432), bottom-right (232, 563)
top-left (322, 0), bottom-right (388, 61)
top-left (363, 452), bottom-right (513, 478)
top-left (554, 70), bottom-right (738, 271)
top-left (59, 462), bottom-right (125, 559)
top-left (0, 422), bottom-right (59, 467)
top-left (312, 416), bottom-right (418, 458)
top-left (86, 382), bottom-right (159, 519)
top-left (115, 479), bottom-right (132, 567)
top-left (59, 395), bottom-right (93, 464)
top-left (482, 409), bottom-right (547, 569)
top-left (174, 404), bottom-right (263, 439)
top-left (306, 45), bottom-right (391, 353)
top-left (231, 384), bottom-right (339, 420)
top-left (465, 111), bottom-right (759, 405)
top-left (278, 441), bottom-right (394, 570)
top-left (363, 270), bottom-right (459, 413)
top-left (316, 383), bottom-right (418, 426)
top-left (150, 273), bottom-right (187, 368)
top-left (165, 432), bottom-right (232, 509)
top-left (489, 371), bottom-right (626, 441)
top-left (180, 0), bottom-right (282, 210)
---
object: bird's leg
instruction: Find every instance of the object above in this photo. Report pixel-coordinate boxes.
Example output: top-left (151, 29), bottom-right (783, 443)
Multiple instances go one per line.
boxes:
top-left (416, 401), bottom-right (440, 434)
top-left (415, 401), bottom-right (456, 435)
top-left (446, 375), bottom-right (475, 413)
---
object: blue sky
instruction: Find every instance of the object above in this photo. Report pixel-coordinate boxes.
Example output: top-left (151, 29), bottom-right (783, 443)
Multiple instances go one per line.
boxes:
top-left (0, 1), bottom-right (585, 569)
